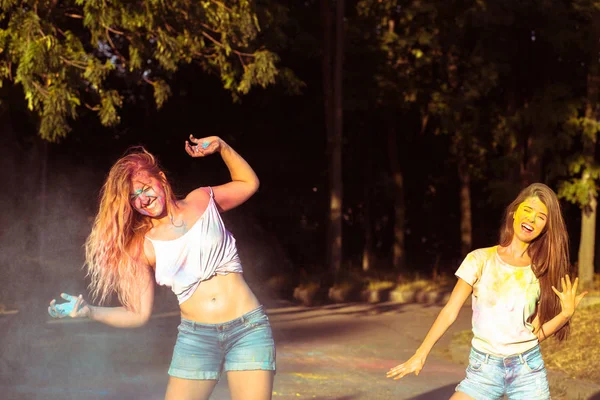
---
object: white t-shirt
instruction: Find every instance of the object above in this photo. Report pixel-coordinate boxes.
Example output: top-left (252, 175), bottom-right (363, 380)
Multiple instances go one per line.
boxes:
top-left (456, 246), bottom-right (540, 356)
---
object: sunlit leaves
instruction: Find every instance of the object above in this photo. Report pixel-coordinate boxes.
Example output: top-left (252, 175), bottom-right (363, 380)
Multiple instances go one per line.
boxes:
top-left (151, 79), bottom-right (171, 109)
top-left (0, 0), bottom-right (283, 141)
top-left (98, 90), bottom-right (122, 127)
top-left (559, 175), bottom-right (599, 208)
top-left (237, 50), bottom-right (278, 93)
top-left (84, 59), bottom-right (114, 89)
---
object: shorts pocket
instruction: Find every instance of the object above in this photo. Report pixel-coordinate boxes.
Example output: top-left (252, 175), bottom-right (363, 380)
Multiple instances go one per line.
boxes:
top-left (177, 323), bottom-right (195, 334)
top-left (523, 352), bottom-right (545, 372)
top-left (245, 314), bottom-right (270, 329)
top-left (467, 354), bottom-right (484, 372)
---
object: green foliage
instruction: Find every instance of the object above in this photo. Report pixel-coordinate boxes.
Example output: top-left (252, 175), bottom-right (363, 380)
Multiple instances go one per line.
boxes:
top-left (357, 0), bottom-right (496, 180)
top-left (559, 175), bottom-right (598, 208)
top-left (99, 90), bottom-right (123, 127)
top-left (0, 0), bottom-right (284, 141)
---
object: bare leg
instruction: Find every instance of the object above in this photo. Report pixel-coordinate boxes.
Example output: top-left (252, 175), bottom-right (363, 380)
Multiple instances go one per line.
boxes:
top-left (164, 376), bottom-right (218, 400)
top-left (227, 370), bottom-right (275, 400)
top-left (449, 391), bottom-right (475, 400)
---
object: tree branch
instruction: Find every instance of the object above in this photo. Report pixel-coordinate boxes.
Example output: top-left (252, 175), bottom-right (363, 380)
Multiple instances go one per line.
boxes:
top-left (237, 52), bottom-right (246, 67)
top-left (208, 0), bottom-right (232, 12)
top-left (103, 24), bottom-right (125, 36)
top-left (105, 28), bottom-right (126, 64)
top-left (32, 80), bottom-right (49, 96)
top-left (60, 56), bottom-right (87, 70)
top-left (143, 75), bottom-right (156, 85)
top-left (200, 31), bottom-right (255, 57)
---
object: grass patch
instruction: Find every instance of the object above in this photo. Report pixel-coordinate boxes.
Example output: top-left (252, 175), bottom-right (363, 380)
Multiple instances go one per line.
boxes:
top-left (395, 275), bottom-right (455, 292)
top-left (541, 302), bottom-right (600, 383)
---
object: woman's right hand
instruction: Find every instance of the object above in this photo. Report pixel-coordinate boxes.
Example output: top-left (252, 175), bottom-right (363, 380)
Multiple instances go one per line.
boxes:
top-left (386, 352), bottom-right (427, 380)
top-left (185, 135), bottom-right (223, 158)
top-left (48, 293), bottom-right (91, 319)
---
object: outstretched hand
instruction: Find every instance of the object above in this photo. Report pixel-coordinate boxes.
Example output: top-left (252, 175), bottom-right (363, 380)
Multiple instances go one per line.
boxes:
top-left (48, 293), bottom-right (90, 319)
top-left (185, 135), bottom-right (222, 157)
top-left (552, 275), bottom-right (588, 320)
top-left (386, 353), bottom-right (427, 380)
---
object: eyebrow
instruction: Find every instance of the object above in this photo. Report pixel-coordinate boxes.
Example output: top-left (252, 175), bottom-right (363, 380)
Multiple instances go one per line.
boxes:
top-left (523, 205), bottom-right (547, 217)
top-left (130, 184), bottom-right (150, 198)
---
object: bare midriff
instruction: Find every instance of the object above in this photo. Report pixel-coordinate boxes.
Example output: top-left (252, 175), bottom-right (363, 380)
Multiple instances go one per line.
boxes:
top-left (178, 272), bottom-right (261, 323)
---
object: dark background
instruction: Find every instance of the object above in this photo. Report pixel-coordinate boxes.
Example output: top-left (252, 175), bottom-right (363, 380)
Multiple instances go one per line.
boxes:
top-left (0, 0), bottom-right (595, 312)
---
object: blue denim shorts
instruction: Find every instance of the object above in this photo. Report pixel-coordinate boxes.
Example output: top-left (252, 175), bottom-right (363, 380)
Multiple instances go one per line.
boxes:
top-left (168, 305), bottom-right (276, 380)
top-left (455, 345), bottom-right (550, 400)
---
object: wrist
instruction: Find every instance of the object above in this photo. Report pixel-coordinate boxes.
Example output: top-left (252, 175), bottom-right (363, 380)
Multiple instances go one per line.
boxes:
top-left (559, 311), bottom-right (573, 321)
top-left (218, 138), bottom-right (230, 153)
top-left (415, 347), bottom-right (429, 358)
top-left (87, 305), bottom-right (96, 320)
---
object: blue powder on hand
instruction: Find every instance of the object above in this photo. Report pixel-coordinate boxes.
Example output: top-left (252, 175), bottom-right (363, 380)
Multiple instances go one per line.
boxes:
top-left (51, 294), bottom-right (79, 317)
top-left (201, 142), bottom-right (210, 149)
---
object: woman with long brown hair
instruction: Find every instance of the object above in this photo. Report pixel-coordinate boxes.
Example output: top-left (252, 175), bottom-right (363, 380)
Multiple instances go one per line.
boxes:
top-left (386, 183), bottom-right (587, 399)
top-left (48, 136), bottom-right (275, 400)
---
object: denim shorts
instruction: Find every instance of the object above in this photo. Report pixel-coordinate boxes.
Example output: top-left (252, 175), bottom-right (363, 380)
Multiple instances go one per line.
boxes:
top-left (168, 305), bottom-right (276, 380)
top-left (455, 345), bottom-right (550, 400)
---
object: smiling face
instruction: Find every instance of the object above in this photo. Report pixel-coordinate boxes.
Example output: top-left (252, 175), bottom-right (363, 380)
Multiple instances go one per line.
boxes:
top-left (512, 196), bottom-right (548, 243)
top-left (129, 170), bottom-right (167, 218)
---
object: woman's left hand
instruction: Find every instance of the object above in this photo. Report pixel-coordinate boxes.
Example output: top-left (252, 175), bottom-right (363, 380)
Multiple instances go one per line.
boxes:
top-left (552, 275), bottom-right (588, 320)
top-left (185, 135), bottom-right (222, 157)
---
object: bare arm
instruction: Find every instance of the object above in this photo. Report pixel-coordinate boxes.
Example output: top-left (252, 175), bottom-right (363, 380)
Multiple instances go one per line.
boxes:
top-left (185, 135), bottom-right (259, 211)
top-left (534, 275), bottom-right (588, 343)
top-left (534, 313), bottom-right (569, 343)
top-left (387, 278), bottom-right (473, 379)
top-left (88, 270), bottom-right (154, 328)
top-left (49, 266), bottom-right (155, 329)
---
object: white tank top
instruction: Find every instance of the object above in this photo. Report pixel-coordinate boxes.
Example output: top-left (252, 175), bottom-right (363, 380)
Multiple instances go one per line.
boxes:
top-left (146, 187), bottom-right (243, 304)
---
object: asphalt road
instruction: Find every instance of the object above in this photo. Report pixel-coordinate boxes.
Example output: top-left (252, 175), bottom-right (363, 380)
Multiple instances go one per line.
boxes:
top-left (0, 301), bottom-right (476, 400)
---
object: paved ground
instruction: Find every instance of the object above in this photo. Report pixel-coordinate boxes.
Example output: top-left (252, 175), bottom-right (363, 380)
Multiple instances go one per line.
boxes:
top-left (0, 299), bottom-right (598, 400)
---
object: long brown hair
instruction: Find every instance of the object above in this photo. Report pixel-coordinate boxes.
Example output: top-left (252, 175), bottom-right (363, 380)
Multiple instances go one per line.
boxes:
top-left (85, 146), bottom-right (177, 311)
top-left (499, 183), bottom-right (572, 341)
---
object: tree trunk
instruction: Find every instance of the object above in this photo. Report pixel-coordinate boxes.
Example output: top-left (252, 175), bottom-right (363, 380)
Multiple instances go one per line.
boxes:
top-left (578, 59), bottom-right (600, 288)
top-left (457, 150), bottom-right (472, 257)
top-left (387, 120), bottom-right (405, 271)
top-left (324, 0), bottom-right (344, 275)
top-left (519, 131), bottom-right (543, 187)
top-left (362, 140), bottom-right (374, 272)
top-left (321, 0), bottom-right (333, 147)
top-left (578, 173), bottom-right (596, 288)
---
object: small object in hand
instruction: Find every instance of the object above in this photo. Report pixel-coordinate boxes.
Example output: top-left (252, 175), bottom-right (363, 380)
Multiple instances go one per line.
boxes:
top-left (49, 293), bottom-right (81, 317)
top-left (201, 141), bottom-right (210, 149)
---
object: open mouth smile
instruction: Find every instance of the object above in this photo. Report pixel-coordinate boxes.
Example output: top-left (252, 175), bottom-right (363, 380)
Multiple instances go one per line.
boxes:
top-left (521, 222), bottom-right (534, 233)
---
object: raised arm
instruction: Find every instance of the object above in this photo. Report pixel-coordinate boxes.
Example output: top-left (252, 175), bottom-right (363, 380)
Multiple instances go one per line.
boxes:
top-left (386, 278), bottom-right (473, 379)
top-left (185, 135), bottom-right (259, 212)
top-left (534, 275), bottom-right (587, 343)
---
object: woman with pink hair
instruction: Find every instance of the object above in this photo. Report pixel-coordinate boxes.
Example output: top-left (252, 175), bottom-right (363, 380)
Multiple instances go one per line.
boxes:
top-left (49, 136), bottom-right (275, 400)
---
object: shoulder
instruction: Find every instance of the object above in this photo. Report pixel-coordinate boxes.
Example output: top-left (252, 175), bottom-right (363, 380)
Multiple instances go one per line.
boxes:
top-left (185, 187), bottom-right (212, 202)
top-left (468, 246), bottom-right (497, 262)
top-left (181, 187), bottom-right (212, 212)
top-left (142, 237), bottom-right (156, 268)
top-left (456, 246), bottom-right (496, 283)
